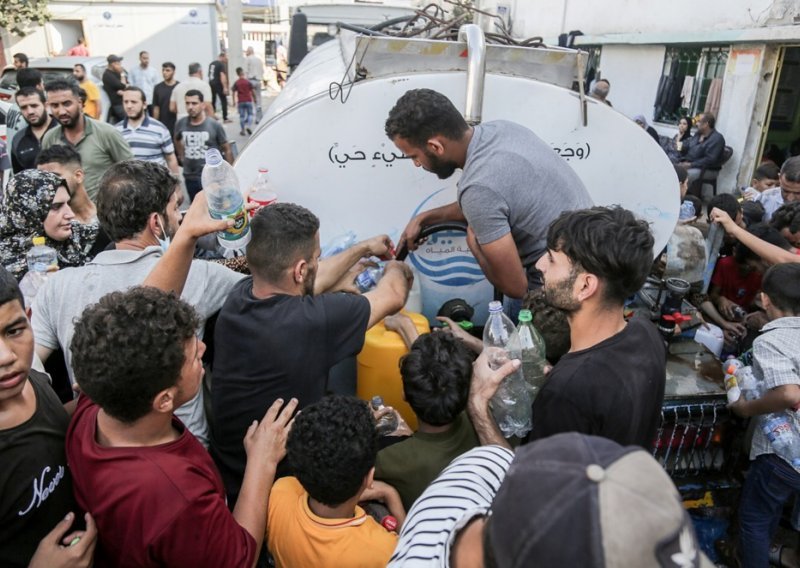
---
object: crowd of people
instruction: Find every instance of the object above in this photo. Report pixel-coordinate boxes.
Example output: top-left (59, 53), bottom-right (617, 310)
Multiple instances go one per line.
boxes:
top-left (0, 53), bottom-right (799, 568)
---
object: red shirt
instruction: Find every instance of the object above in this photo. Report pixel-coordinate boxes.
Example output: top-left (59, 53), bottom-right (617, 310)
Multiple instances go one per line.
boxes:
top-left (232, 78), bottom-right (254, 103)
top-left (710, 255), bottom-right (763, 309)
top-left (66, 396), bottom-right (256, 568)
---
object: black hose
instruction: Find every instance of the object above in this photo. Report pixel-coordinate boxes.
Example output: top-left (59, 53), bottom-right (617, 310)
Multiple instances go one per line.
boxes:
top-left (395, 221), bottom-right (468, 261)
top-left (336, 22), bottom-right (388, 37)
top-left (369, 15), bottom-right (417, 32)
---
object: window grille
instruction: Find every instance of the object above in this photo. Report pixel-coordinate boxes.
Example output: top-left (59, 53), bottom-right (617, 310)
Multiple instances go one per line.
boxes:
top-left (654, 46), bottom-right (728, 123)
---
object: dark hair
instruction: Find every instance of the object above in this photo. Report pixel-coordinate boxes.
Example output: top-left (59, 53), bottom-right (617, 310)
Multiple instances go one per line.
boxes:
top-left (673, 164), bottom-right (688, 184)
top-left (524, 289), bottom-right (571, 364)
top-left (188, 62), bottom-right (202, 75)
top-left (754, 162), bottom-right (780, 181)
top-left (185, 88), bottom-right (204, 102)
top-left (13, 53), bottom-right (28, 66)
top-left (677, 116), bottom-right (692, 141)
top-left (235, 67), bottom-right (244, 75)
top-left (741, 201), bottom-right (766, 227)
top-left (36, 144), bottom-right (83, 168)
top-left (15, 85), bottom-right (45, 104)
top-left (139, 50), bottom-right (148, 58)
top-left (97, 161), bottom-right (178, 241)
top-left (247, 203), bottom-right (320, 283)
top-left (733, 223), bottom-right (791, 264)
top-left (701, 112), bottom-right (716, 129)
top-left (287, 395), bottom-right (377, 506)
top-left (16, 68), bottom-right (42, 89)
top-left (782, 156), bottom-right (800, 183)
top-left (546, 206), bottom-right (654, 305)
top-left (44, 78), bottom-right (82, 97)
top-left (70, 287), bottom-right (200, 423)
top-left (399, 333), bottom-right (474, 426)
top-left (706, 193), bottom-right (741, 222)
top-left (162, 61), bottom-right (176, 71)
top-left (74, 63), bottom-right (86, 73)
top-left (762, 264), bottom-right (800, 315)
top-left (385, 89), bottom-right (469, 148)
top-left (123, 85), bottom-right (146, 103)
top-left (771, 202), bottom-right (800, 236)
top-left (0, 266), bottom-right (24, 308)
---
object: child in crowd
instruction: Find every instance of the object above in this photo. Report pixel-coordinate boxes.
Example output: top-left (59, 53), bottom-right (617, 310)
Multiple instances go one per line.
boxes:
top-left (742, 162), bottom-right (781, 202)
top-left (0, 266), bottom-right (96, 568)
top-left (267, 395), bottom-right (404, 568)
top-left (375, 333), bottom-right (478, 511)
top-left (231, 67), bottom-right (255, 136)
top-left (706, 224), bottom-right (789, 352)
top-left (66, 286), bottom-right (296, 567)
top-left (771, 202), bottom-right (800, 249)
top-left (728, 264), bottom-right (800, 568)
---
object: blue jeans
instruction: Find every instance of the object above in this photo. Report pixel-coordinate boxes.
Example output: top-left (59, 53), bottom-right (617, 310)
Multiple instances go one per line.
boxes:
top-left (739, 454), bottom-right (800, 568)
top-left (238, 102), bottom-right (254, 132)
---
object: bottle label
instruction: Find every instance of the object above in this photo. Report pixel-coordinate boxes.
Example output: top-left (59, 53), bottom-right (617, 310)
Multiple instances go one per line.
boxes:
top-left (765, 418), bottom-right (793, 445)
top-left (210, 203), bottom-right (250, 242)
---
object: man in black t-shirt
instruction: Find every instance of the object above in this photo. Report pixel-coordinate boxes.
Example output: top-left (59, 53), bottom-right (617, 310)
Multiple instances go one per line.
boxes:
top-left (152, 61), bottom-right (179, 137)
top-left (208, 52), bottom-right (230, 122)
top-left (140, 200), bottom-right (413, 504)
top-left (0, 267), bottom-right (97, 567)
top-left (102, 54), bottom-right (127, 124)
top-left (468, 206), bottom-right (666, 451)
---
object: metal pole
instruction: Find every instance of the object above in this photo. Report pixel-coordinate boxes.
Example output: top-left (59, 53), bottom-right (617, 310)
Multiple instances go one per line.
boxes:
top-left (228, 0), bottom-right (244, 91)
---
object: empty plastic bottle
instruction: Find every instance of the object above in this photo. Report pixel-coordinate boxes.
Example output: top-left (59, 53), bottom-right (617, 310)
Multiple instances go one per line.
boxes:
top-left (371, 395), bottom-right (398, 436)
top-left (356, 263), bottom-right (384, 293)
top-left (201, 149), bottom-right (251, 249)
top-left (322, 231), bottom-right (357, 258)
top-left (247, 168), bottom-right (278, 217)
top-left (722, 359), bottom-right (762, 404)
top-left (19, 237), bottom-right (58, 307)
top-left (762, 412), bottom-right (800, 468)
top-left (517, 309), bottom-right (547, 399)
top-left (679, 201), bottom-right (696, 221)
top-left (482, 301), bottom-right (532, 438)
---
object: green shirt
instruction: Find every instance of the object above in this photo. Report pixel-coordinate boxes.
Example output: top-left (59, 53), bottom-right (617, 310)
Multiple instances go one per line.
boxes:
top-left (375, 412), bottom-right (479, 511)
top-left (42, 116), bottom-right (133, 201)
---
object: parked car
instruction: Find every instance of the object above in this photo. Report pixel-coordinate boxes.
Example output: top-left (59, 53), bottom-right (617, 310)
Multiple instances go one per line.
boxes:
top-left (0, 56), bottom-right (110, 119)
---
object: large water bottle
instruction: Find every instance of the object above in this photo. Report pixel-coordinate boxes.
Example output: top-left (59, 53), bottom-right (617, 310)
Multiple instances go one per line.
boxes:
top-left (482, 301), bottom-right (532, 438)
top-left (19, 236), bottom-right (58, 308)
top-left (517, 309), bottom-right (547, 399)
top-left (762, 412), bottom-right (800, 468)
top-left (201, 149), bottom-right (251, 249)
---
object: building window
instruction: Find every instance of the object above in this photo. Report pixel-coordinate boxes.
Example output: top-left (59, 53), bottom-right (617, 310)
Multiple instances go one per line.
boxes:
top-left (654, 46), bottom-right (729, 124)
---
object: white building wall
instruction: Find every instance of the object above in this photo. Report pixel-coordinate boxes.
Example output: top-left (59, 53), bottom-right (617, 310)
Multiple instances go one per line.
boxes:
top-left (596, 45), bottom-right (665, 122)
top-left (3, 1), bottom-right (218, 84)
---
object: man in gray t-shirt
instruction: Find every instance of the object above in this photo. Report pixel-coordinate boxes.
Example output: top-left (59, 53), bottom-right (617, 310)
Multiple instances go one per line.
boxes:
top-left (32, 161), bottom-right (244, 447)
top-left (174, 89), bottom-right (231, 201)
top-left (386, 89), bottom-right (592, 299)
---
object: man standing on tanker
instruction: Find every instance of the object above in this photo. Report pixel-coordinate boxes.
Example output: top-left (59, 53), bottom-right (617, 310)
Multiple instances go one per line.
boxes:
top-left (386, 88), bottom-right (593, 302)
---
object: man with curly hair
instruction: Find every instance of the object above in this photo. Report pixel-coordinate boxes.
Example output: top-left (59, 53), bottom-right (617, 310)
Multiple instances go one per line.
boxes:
top-left (385, 88), bottom-right (592, 306)
top-left (66, 286), bottom-right (297, 567)
top-left (32, 160), bottom-right (244, 447)
top-left (267, 395), bottom-right (403, 567)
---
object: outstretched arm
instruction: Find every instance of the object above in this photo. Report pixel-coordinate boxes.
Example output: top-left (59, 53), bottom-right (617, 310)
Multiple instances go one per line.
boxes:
top-left (710, 208), bottom-right (799, 265)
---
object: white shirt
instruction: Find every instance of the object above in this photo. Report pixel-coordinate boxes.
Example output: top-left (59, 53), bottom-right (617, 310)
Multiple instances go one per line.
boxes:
top-left (128, 65), bottom-right (159, 104)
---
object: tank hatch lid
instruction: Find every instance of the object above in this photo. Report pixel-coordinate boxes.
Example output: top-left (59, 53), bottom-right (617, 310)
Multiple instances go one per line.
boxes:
top-left (348, 33), bottom-right (585, 89)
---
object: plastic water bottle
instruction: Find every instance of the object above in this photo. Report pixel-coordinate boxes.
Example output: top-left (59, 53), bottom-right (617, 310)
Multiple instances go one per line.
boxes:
top-left (370, 396), bottom-right (398, 435)
top-left (517, 309), bottom-right (547, 399)
top-left (356, 263), bottom-right (384, 293)
top-left (247, 168), bottom-right (278, 217)
top-left (679, 201), bottom-right (696, 221)
top-left (322, 231), bottom-right (357, 258)
top-left (19, 237), bottom-right (58, 308)
top-left (722, 359), bottom-right (762, 404)
top-left (201, 149), bottom-right (251, 249)
top-left (483, 301), bottom-right (532, 438)
top-left (762, 412), bottom-right (800, 468)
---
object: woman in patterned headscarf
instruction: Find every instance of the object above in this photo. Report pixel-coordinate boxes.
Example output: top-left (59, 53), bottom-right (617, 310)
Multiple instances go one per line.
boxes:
top-left (0, 169), bottom-right (99, 280)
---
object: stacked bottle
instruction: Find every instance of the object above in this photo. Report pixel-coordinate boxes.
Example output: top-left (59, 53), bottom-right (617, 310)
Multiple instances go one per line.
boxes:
top-left (482, 301), bottom-right (532, 438)
top-left (516, 309), bottom-right (548, 400)
top-left (19, 237), bottom-right (58, 308)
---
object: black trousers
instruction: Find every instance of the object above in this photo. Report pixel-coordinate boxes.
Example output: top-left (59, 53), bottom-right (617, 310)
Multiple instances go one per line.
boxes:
top-left (210, 81), bottom-right (228, 120)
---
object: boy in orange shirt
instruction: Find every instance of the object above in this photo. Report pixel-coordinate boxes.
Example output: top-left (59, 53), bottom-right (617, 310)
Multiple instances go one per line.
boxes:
top-left (267, 395), bottom-right (404, 568)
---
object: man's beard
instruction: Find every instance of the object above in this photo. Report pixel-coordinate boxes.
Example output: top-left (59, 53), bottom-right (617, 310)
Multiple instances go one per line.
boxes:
top-left (423, 149), bottom-right (459, 180)
top-left (302, 265), bottom-right (317, 296)
top-left (57, 110), bottom-right (80, 128)
top-left (128, 109), bottom-right (145, 121)
top-left (29, 112), bottom-right (48, 127)
top-left (542, 269), bottom-right (581, 313)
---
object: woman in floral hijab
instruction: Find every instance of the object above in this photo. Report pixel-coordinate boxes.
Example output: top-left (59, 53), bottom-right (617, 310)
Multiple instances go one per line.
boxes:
top-left (0, 169), bottom-right (99, 280)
